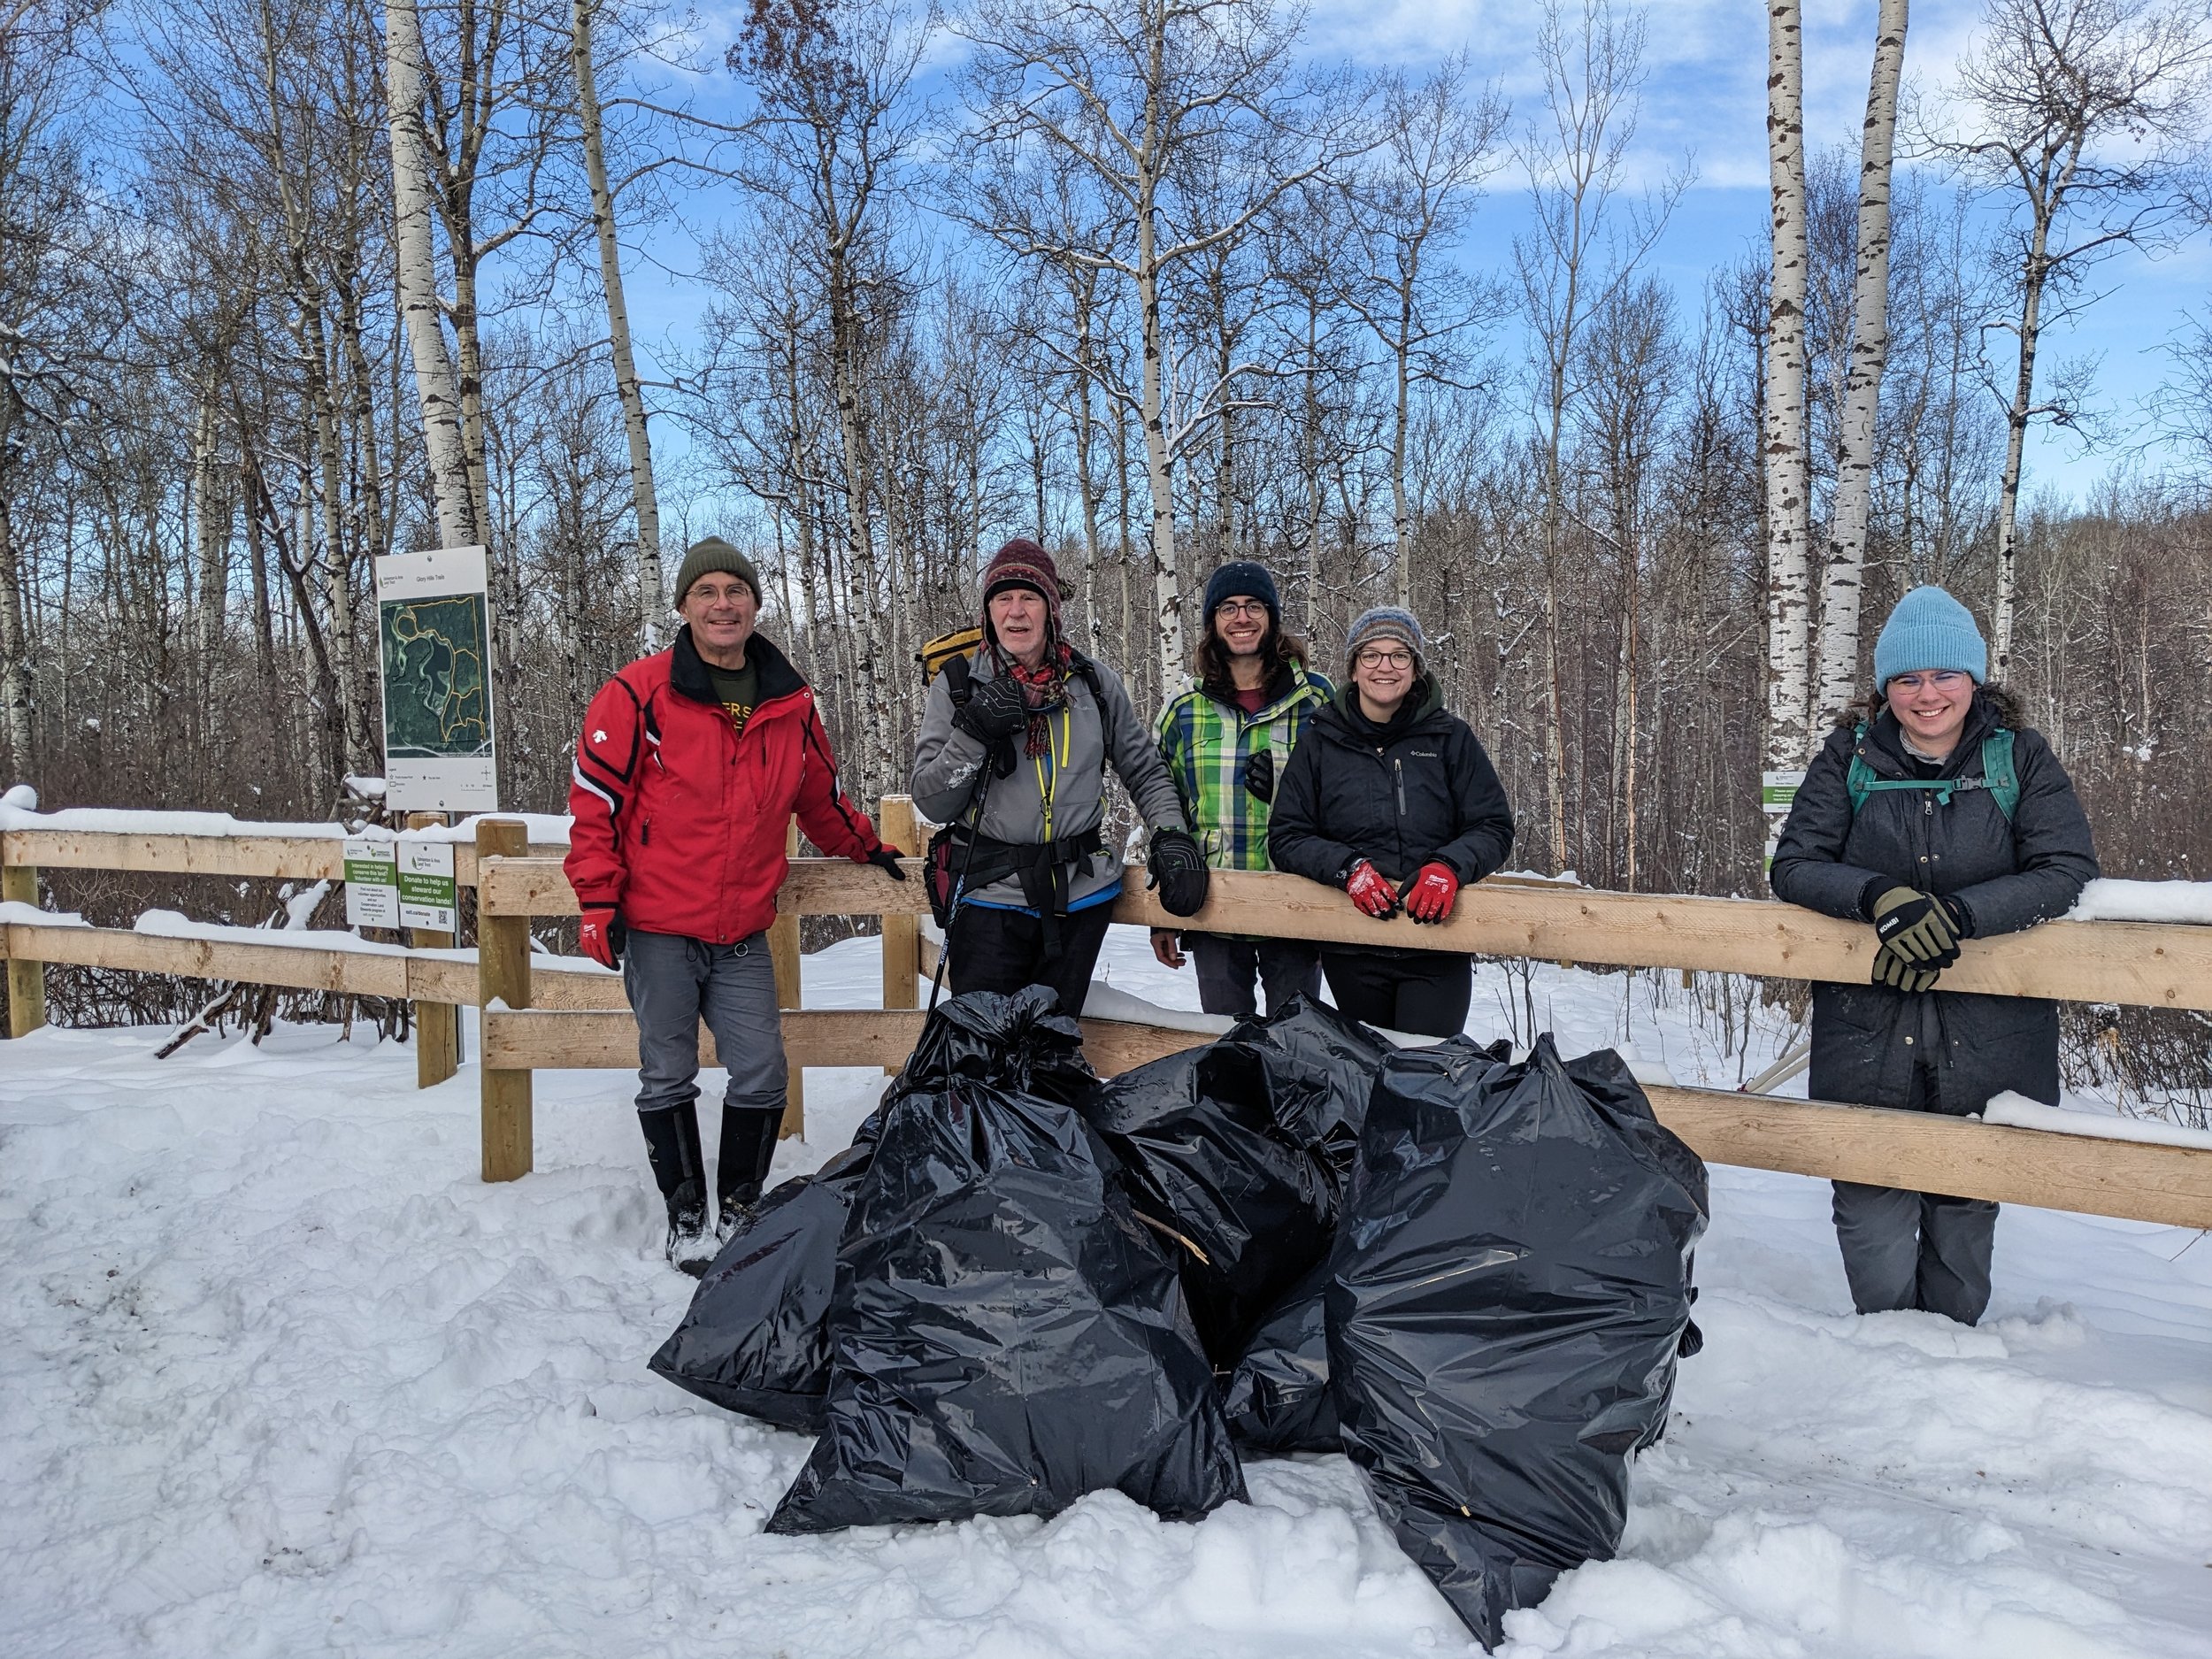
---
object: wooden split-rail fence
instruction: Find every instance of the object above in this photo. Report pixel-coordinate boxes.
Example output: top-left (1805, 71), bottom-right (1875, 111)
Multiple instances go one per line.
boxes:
top-left (4, 798), bottom-right (2211, 1230)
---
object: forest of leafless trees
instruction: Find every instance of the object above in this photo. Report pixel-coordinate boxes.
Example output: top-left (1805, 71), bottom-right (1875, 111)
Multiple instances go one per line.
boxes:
top-left (6, 0), bottom-right (2212, 923)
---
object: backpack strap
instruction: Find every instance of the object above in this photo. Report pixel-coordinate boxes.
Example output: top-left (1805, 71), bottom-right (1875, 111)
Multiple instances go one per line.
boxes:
top-left (1846, 720), bottom-right (2020, 821)
top-left (941, 649), bottom-right (974, 709)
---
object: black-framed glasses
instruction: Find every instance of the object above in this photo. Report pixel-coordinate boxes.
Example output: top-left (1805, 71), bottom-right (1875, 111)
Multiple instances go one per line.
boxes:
top-left (1214, 600), bottom-right (1270, 619)
top-left (1356, 648), bottom-right (1413, 669)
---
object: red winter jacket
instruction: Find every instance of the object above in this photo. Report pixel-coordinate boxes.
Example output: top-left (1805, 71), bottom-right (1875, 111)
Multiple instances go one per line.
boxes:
top-left (565, 627), bottom-right (884, 944)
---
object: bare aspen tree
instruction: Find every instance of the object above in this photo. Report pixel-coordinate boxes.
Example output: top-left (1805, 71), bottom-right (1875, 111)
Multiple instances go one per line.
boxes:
top-left (1763, 0), bottom-right (1813, 771)
top-left (1513, 0), bottom-right (1678, 872)
top-left (570, 0), bottom-right (664, 646)
top-left (1929, 0), bottom-right (2211, 673)
top-left (960, 0), bottom-right (1366, 690)
top-left (726, 0), bottom-right (929, 784)
top-left (386, 0), bottom-right (478, 548)
top-left (1812, 0), bottom-right (1909, 729)
top-left (1343, 53), bottom-right (1508, 605)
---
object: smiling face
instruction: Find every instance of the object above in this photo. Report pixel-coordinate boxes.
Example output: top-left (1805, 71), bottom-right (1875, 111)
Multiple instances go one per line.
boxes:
top-left (1212, 595), bottom-right (1271, 659)
top-left (1351, 640), bottom-right (1417, 721)
top-left (1885, 669), bottom-right (1976, 757)
top-left (680, 572), bottom-right (758, 667)
top-left (988, 586), bottom-right (1050, 668)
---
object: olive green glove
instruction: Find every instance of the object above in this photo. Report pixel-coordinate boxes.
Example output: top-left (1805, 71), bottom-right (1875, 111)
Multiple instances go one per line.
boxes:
top-left (1870, 886), bottom-right (1965, 969)
top-left (1871, 944), bottom-right (1942, 994)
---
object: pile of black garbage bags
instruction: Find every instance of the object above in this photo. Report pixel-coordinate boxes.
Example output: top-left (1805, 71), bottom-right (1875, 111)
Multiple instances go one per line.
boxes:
top-left (650, 987), bottom-right (1709, 1649)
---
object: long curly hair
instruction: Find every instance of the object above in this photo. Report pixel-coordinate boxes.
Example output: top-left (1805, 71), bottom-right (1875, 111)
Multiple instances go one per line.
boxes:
top-left (1194, 617), bottom-right (1310, 702)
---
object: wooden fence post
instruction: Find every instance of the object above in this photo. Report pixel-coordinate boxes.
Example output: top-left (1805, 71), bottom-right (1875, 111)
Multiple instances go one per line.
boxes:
top-left (770, 817), bottom-right (804, 1139)
top-left (879, 796), bottom-right (920, 1044)
top-left (477, 818), bottom-right (534, 1181)
top-left (408, 810), bottom-right (460, 1088)
top-left (3, 847), bottom-right (47, 1038)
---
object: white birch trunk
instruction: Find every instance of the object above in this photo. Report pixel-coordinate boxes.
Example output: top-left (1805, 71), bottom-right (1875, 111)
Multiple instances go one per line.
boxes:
top-left (1137, 173), bottom-right (1185, 689)
top-left (570, 0), bottom-right (664, 648)
top-left (1763, 0), bottom-right (1813, 771)
top-left (384, 0), bottom-right (476, 549)
top-left (1814, 0), bottom-right (1908, 729)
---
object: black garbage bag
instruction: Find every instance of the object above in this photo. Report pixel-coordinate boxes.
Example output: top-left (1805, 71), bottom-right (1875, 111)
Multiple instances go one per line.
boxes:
top-left (646, 1140), bottom-right (872, 1432)
top-left (1221, 1256), bottom-right (1337, 1455)
top-left (766, 989), bottom-right (1246, 1533)
top-left (1328, 1034), bottom-right (1709, 1650)
top-left (1082, 995), bottom-right (1392, 1365)
top-left (647, 987), bottom-right (1094, 1432)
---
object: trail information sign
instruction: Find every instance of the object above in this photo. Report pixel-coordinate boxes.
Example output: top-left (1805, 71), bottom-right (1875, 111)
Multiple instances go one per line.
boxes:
top-left (342, 838), bottom-right (400, 928)
top-left (396, 839), bottom-right (458, 932)
top-left (378, 546), bottom-right (497, 812)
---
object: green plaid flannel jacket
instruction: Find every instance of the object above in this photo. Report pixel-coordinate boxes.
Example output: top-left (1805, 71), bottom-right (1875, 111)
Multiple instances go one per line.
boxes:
top-left (1155, 663), bottom-right (1333, 871)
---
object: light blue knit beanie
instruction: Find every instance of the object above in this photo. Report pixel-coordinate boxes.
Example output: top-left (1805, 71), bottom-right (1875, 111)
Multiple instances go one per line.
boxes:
top-left (1344, 605), bottom-right (1425, 669)
top-left (1873, 586), bottom-right (1986, 688)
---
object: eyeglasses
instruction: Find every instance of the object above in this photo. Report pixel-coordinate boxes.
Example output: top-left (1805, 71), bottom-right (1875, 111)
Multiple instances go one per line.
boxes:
top-left (1214, 600), bottom-right (1270, 619)
top-left (1888, 671), bottom-right (1968, 692)
top-left (1355, 649), bottom-right (1413, 669)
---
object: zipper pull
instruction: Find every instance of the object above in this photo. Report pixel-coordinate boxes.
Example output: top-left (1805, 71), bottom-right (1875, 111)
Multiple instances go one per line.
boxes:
top-left (1394, 758), bottom-right (1408, 815)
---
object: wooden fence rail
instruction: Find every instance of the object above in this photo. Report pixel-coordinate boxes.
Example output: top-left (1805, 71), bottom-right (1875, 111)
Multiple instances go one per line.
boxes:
top-left (6, 801), bottom-right (2211, 1229)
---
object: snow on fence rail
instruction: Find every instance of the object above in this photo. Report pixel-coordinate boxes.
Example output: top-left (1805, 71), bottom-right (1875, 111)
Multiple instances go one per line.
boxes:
top-left (5, 800), bottom-right (2212, 1228)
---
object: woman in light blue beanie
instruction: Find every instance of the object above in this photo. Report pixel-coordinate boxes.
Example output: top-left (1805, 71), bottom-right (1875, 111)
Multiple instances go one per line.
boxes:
top-left (1872, 584), bottom-right (1987, 690)
top-left (1767, 584), bottom-right (2098, 1325)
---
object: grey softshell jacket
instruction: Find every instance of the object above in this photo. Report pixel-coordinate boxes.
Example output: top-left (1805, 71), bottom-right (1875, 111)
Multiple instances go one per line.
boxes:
top-left (1769, 696), bottom-right (2099, 1114)
top-left (911, 647), bottom-right (1188, 910)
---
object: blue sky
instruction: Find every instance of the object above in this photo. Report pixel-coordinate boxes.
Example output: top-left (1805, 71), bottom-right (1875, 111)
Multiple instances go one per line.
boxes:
top-left (626, 0), bottom-right (2210, 504)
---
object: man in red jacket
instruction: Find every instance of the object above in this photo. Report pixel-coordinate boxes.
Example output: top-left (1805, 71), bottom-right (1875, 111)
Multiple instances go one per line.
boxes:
top-left (566, 536), bottom-right (904, 1271)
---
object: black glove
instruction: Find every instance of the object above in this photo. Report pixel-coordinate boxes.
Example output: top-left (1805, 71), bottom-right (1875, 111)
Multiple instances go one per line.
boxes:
top-left (1244, 748), bottom-right (1275, 803)
top-left (1870, 886), bottom-right (1964, 970)
top-left (1872, 944), bottom-right (1942, 994)
top-left (1147, 826), bottom-right (1210, 918)
top-left (864, 846), bottom-right (908, 881)
top-left (952, 674), bottom-right (1031, 744)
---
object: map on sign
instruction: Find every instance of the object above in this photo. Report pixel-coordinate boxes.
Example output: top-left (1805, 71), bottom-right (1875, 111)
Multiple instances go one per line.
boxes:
top-left (381, 595), bottom-right (492, 757)
top-left (375, 545), bottom-right (498, 812)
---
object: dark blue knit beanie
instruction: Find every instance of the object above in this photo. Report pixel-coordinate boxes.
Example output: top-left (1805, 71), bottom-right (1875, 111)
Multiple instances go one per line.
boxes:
top-left (1202, 560), bottom-right (1280, 624)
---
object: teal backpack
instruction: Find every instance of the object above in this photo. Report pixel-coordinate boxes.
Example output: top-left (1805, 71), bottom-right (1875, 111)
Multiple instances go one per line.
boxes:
top-left (1846, 723), bottom-right (2020, 821)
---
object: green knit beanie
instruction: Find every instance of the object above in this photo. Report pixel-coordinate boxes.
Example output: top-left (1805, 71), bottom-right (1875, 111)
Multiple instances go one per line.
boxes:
top-left (672, 536), bottom-right (763, 608)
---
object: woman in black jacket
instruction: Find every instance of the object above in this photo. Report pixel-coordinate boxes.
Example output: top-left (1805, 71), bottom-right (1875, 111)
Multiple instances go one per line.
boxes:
top-left (1770, 586), bottom-right (2097, 1325)
top-left (1269, 606), bottom-right (1514, 1037)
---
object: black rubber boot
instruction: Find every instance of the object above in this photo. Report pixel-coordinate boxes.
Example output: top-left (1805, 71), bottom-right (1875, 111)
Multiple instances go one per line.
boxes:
top-left (640, 1104), bottom-right (711, 1275)
top-left (715, 1105), bottom-right (785, 1241)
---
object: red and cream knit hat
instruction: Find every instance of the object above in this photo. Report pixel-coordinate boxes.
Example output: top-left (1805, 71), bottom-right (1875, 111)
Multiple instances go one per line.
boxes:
top-left (979, 538), bottom-right (1064, 634)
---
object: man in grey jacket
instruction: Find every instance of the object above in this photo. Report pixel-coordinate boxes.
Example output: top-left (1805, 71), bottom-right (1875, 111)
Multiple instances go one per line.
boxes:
top-left (912, 539), bottom-right (1209, 1016)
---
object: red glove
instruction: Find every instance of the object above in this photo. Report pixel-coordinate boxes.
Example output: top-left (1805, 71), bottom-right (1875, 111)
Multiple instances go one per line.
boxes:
top-left (1401, 863), bottom-right (1460, 924)
top-left (1344, 860), bottom-right (1401, 919)
top-left (580, 906), bottom-right (626, 969)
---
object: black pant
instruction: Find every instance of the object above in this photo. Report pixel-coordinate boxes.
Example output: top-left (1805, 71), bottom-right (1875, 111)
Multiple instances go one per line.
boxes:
top-left (1830, 1063), bottom-right (1998, 1325)
top-left (1319, 948), bottom-right (1471, 1039)
top-left (947, 902), bottom-right (1115, 1020)
top-left (1187, 933), bottom-right (1323, 1019)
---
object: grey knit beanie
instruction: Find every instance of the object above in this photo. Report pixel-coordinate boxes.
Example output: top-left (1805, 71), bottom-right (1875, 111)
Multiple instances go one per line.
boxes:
top-left (672, 536), bottom-right (763, 607)
top-left (1344, 605), bottom-right (1425, 668)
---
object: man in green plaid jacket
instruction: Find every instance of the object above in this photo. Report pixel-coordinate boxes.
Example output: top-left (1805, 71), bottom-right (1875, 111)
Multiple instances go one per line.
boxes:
top-left (1152, 561), bottom-right (1333, 1017)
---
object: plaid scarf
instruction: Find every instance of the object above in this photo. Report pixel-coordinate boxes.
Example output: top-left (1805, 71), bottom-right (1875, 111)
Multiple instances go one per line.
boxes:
top-left (998, 638), bottom-right (1074, 757)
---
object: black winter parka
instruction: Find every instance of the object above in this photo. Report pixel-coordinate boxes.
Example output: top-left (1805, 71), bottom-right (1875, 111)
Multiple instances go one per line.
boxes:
top-left (1269, 677), bottom-right (1514, 891)
top-left (1769, 695), bottom-right (2098, 1114)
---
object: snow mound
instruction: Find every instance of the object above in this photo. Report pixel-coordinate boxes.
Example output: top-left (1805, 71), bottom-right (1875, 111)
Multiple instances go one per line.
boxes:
top-left (2065, 877), bottom-right (2212, 926)
top-left (1984, 1090), bottom-right (2212, 1151)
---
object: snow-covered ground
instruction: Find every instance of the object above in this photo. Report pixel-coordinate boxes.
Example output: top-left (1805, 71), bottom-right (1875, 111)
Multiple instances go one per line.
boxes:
top-left (4, 926), bottom-right (2209, 1658)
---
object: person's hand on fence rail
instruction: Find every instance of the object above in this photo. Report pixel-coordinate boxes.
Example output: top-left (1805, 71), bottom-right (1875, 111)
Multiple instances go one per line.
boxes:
top-left (580, 906), bottom-right (626, 971)
top-left (1150, 928), bottom-right (1187, 970)
top-left (1870, 886), bottom-right (1966, 969)
top-left (1871, 944), bottom-right (1941, 994)
top-left (864, 847), bottom-right (909, 881)
top-left (1344, 860), bottom-right (1402, 919)
top-left (1148, 828), bottom-right (1210, 918)
top-left (1400, 862), bottom-right (1461, 925)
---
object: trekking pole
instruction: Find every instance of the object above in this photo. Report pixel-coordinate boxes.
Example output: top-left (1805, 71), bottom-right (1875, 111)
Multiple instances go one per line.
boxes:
top-left (927, 755), bottom-right (998, 1014)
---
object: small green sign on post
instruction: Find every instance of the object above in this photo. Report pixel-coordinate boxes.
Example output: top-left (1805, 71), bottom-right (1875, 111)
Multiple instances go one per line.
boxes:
top-left (342, 838), bottom-right (400, 928)
top-left (396, 839), bottom-right (458, 933)
top-left (1762, 769), bottom-right (1805, 872)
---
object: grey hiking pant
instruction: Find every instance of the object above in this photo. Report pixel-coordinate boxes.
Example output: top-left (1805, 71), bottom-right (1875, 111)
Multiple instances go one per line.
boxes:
top-left (1829, 1064), bottom-right (1997, 1325)
top-left (623, 928), bottom-right (787, 1119)
top-left (1187, 933), bottom-right (1323, 1020)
